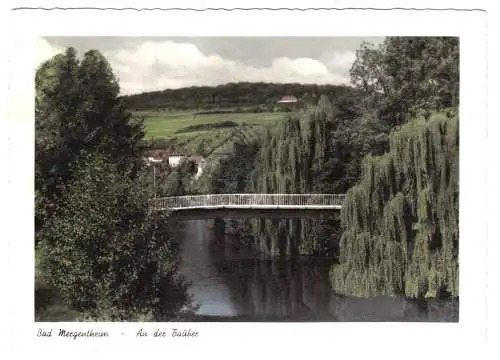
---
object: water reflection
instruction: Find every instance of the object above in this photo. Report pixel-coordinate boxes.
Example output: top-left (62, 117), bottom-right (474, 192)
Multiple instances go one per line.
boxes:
top-left (213, 257), bottom-right (335, 320)
top-left (177, 220), bottom-right (458, 322)
top-left (179, 219), bottom-right (237, 316)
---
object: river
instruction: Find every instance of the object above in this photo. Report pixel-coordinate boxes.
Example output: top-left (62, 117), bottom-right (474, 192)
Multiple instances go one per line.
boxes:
top-left (174, 220), bottom-right (458, 322)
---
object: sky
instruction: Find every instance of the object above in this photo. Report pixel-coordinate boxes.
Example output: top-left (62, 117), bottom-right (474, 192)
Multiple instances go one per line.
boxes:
top-left (37, 37), bottom-right (384, 95)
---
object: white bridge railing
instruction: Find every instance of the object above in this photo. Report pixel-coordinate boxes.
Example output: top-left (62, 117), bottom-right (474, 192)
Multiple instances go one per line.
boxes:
top-left (149, 194), bottom-right (346, 211)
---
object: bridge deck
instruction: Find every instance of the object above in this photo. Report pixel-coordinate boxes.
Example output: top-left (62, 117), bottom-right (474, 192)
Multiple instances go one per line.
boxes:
top-left (163, 205), bottom-right (342, 210)
top-left (167, 208), bottom-right (341, 220)
top-left (149, 194), bottom-right (346, 218)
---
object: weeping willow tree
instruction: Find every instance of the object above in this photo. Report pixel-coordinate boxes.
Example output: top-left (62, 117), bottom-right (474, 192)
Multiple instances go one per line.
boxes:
top-left (208, 94), bottom-right (389, 258)
top-left (331, 113), bottom-right (459, 299)
top-left (238, 96), bottom-right (344, 256)
top-left (244, 116), bottom-right (307, 256)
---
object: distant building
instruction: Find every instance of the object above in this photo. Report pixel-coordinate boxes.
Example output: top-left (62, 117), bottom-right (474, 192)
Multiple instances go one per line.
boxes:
top-left (144, 149), bottom-right (166, 165)
top-left (144, 150), bottom-right (185, 167)
top-left (144, 150), bottom-right (206, 179)
top-left (167, 155), bottom-right (185, 168)
top-left (145, 157), bottom-right (162, 165)
top-left (277, 95), bottom-right (298, 104)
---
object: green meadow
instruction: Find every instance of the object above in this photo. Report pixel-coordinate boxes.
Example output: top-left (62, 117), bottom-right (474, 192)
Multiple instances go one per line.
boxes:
top-left (137, 110), bottom-right (291, 139)
top-left (135, 109), bottom-right (309, 155)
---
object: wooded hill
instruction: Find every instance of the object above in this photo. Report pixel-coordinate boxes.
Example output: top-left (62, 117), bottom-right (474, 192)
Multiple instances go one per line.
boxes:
top-left (120, 82), bottom-right (357, 111)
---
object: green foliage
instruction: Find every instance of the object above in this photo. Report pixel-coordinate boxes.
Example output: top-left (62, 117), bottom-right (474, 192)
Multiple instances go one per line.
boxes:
top-left (331, 113), bottom-right (459, 299)
top-left (244, 96), bottom-right (389, 257)
top-left (139, 109), bottom-right (290, 157)
top-left (157, 160), bottom-right (198, 197)
top-left (35, 47), bottom-right (188, 320)
top-left (35, 47), bottom-right (144, 237)
top-left (122, 82), bottom-right (355, 111)
top-left (202, 94), bottom-right (388, 257)
top-left (350, 37), bottom-right (459, 125)
top-left (175, 121), bottom-right (239, 134)
top-left (37, 154), bottom-right (187, 319)
top-left (177, 37), bottom-right (459, 302)
top-left (209, 140), bottom-right (261, 194)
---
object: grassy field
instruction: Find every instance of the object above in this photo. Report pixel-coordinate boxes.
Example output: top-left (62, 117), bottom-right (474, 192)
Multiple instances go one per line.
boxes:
top-left (135, 109), bottom-right (311, 156)
top-left (137, 110), bottom-right (291, 139)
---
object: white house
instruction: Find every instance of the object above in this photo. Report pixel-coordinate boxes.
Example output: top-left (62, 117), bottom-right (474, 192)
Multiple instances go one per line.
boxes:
top-left (144, 150), bottom-right (166, 166)
top-left (277, 95), bottom-right (298, 104)
top-left (144, 150), bottom-right (206, 179)
top-left (167, 155), bottom-right (185, 168)
top-left (146, 157), bottom-right (162, 165)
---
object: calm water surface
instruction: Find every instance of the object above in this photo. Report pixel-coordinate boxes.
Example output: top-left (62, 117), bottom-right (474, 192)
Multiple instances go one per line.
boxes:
top-left (177, 220), bottom-right (458, 322)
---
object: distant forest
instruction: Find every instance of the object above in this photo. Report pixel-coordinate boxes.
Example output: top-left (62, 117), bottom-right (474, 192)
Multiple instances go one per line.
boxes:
top-left (120, 82), bottom-right (358, 111)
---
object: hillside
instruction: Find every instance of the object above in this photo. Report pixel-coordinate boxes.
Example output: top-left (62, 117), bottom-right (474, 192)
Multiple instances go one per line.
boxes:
top-left (128, 82), bottom-right (365, 156)
top-left (121, 82), bottom-right (356, 111)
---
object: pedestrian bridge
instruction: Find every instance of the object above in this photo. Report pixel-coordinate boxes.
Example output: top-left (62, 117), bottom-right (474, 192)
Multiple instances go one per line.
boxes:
top-left (149, 194), bottom-right (346, 220)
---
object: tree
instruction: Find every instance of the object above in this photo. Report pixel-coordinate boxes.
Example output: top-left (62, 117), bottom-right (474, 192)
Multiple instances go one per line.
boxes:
top-left (120, 82), bottom-right (353, 111)
top-left (350, 37), bottom-right (459, 125)
top-left (35, 48), bottom-right (187, 319)
top-left (210, 140), bottom-right (260, 194)
top-left (162, 159), bottom-right (197, 196)
top-left (35, 48), bottom-right (145, 239)
top-left (195, 140), bottom-right (209, 157)
top-left (35, 48), bottom-right (81, 236)
top-left (331, 113), bottom-right (459, 299)
top-left (76, 50), bottom-right (145, 174)
top-left (38, 154), bottom-right (187, 320)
